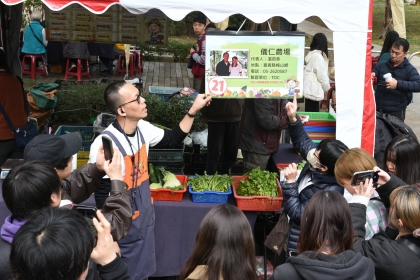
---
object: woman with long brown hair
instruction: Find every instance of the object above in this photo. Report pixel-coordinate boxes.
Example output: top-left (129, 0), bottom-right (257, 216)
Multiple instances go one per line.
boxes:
top-left (270, 191), bottom-right (375, 279)
top-left (179, 204), bottom-right (257, 280)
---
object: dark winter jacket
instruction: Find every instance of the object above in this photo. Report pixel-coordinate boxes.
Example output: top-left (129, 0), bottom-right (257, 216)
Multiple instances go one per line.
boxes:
top-left (62, 42), bottom-right (90, 59)
top-left (282, 117), bottom-right (344, 253)
top-left (373, 58), bottom-right (420, 112)
top-left (351, 174), bottom-right (420, 280)
top-left (239, 99), bottom-right (287, 155)
top-left (201, 99), bottom-right (244, 122)
top-left (269, 250), bottom-right (376, 280)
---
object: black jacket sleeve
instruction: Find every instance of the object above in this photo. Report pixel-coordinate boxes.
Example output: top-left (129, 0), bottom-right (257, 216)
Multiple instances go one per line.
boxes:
top-left (376, 174), bottom-right (406, 208)
top-left (97, 254), bottom-right (131, 280)
top-left (152, 124), bottom-right (187, 149)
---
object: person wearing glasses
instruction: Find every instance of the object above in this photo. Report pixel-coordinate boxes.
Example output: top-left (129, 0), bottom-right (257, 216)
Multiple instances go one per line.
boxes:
top-left (88, 81), bottom-right (211, 280)
top-left (281, 93), bottom-right (348, 257)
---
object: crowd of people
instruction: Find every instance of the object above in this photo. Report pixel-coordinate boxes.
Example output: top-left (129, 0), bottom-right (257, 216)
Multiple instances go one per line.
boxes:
top-left (1, 9), bottom-right (420, 280)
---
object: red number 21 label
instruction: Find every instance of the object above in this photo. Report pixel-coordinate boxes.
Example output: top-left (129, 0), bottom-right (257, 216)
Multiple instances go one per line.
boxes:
top-left (208, 77), bottom-right (227, 96)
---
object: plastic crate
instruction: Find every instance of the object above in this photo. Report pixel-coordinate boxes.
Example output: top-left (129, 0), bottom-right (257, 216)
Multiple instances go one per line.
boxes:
top-left (150, 175), bottom-right (188, 202)
top-left (148, 148), bottom-right (184, 163)
top-left (232, 176), bottom-right (283, 212)
top-left (54, 126), bottom-right (94, 151)
top-left (303, 126), bottom-right (336, 133)
top-left (189, 183), bottom-right (232, 203)
top-left (149, 86), bottom-right (183, 101)
top-left (296, 111), bottom-right (336, 121)
top-left (152, 163), bottom-right (184, 174)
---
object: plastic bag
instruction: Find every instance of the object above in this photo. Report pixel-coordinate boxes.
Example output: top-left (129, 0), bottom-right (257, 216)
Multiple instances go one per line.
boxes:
top-left (93, 113), bottom-right (116, 135)
top-left (190, 129), bottom-right (208, 148)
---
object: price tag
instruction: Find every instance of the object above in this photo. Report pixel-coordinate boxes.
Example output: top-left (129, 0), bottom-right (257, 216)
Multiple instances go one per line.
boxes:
top-left (208, 77), bottom-right (227, 96)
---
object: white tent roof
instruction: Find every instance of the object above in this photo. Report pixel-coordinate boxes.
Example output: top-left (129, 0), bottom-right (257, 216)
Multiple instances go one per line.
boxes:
top-left (1, 0), bottom-right (376, 152)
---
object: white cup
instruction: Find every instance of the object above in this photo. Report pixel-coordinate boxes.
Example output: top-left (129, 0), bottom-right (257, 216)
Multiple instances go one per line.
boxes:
top-left (383, 73), bottom-right (392, 81)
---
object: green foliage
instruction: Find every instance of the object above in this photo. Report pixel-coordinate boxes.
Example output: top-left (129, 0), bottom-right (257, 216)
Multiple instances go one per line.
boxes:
top-left (168, 39), bottom-right (191, 62)
top-left (22, 0), bottom-right (44, 27)
top-left (236, 167), bottom-right (279, 197)
top-left (48, 83), bottom-right (110, 124)
top-left (144, 93), bottom-right (206, 132)
top-left (168, 12), bottom-right (197, 37)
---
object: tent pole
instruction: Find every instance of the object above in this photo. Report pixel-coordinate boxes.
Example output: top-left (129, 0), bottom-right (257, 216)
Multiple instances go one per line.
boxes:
top-left (236, 19), bottom-right (247, 34)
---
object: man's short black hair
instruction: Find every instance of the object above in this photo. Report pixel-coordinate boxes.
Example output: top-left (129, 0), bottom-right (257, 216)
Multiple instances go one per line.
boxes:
top-left (393, 37), bottom-right (410, 53)
top-left (10, 207), bottom-right (95, 280)
top-left (2, 160), bottom-right (61, 221)
top-left (193, 15), bottom-right (206, 25)
top-left (104, 81), bottom-right (126, 115)
top-left (55, 156), bottom-right (71, 170)
top-left (223, 52), bottom-right (229, 57)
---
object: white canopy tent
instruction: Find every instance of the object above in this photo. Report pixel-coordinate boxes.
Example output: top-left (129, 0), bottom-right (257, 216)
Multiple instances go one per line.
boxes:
top-left (1, 0), bottom-right (376, 152)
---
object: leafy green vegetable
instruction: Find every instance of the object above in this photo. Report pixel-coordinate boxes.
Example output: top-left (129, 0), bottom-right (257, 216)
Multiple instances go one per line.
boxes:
top-left (236, 167), bottom-right (279, 197)
top-left (188, 172), bottom-right (232, 193)
top-left (149, 163), bottom-right (158, 184)
top-left (150, 183), bottom-right (162, 189)
top-left (297, 160), bottom-right (307, 170)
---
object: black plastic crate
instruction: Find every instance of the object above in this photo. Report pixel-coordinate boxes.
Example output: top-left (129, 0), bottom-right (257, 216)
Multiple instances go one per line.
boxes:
top-left (148, 148), bottom-right (184, 163)
top-left (151, 163), bottom-right (184, 174)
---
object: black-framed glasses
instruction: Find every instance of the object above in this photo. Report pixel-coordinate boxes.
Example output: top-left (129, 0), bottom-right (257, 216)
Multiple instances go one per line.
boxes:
top-left (119, 93), bottom-right (141, 108)
top-left (313, 150), bottom-right (327, 169)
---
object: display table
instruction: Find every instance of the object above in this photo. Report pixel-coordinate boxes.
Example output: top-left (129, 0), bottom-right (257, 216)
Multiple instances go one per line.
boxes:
top-left (267, 143), bottom-right (303, 173)
top-left (0, 181), bottom-right (257, 277)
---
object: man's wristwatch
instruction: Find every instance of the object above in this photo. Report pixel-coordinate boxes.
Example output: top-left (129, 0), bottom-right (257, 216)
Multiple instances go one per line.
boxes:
top-left (186, 110), bottom-right (196, 118)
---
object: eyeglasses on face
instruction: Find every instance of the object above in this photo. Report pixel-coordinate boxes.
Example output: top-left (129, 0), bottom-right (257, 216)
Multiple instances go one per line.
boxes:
top-left (313, 150), bottom-right (327, 169)
top-left (119, 93), bottom-right (142, 108)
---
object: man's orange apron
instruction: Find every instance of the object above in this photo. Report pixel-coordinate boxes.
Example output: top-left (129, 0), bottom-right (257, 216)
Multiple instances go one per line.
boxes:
top-left (102, 130), bottom-right (155, 280)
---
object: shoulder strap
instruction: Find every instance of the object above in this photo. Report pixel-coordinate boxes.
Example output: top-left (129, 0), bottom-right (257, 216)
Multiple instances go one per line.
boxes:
top-left (397, 238), bottom-right (420, 258)
top-left (29, 24), bottom-right (44, 46)
top-left (101, 131), bottom-right (127, 157)
top-left (0, 103), bottom-right (17, 132)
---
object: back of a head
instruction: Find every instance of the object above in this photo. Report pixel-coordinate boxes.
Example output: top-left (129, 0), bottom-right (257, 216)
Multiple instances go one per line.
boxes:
top-left (31, 10), bottom-right (42, 21)
top-left (10, 207), bottom-right (94, 280)
top-left (389, 185), bottom-right (420, 233)
top-left (393, 37), bottom-right (410, 53)
top-left (335, 148), bottom-right (376, 186)
top-left (384, 134), bottom-right (420, 184)
top-left (317, 139), bottom-right (349, 175)
top-left (2, 160), bottom-right (61, 221)
top-left (380, 30), bottom-right (399, 57)
top-left (104, 81), bottom-right (126, 115)
top-left (298, 190), bottom-right (353, 254)
top-left (310, 33), bottom-right (329, 58)
top-left (180, 204), bottom-right (257, 280)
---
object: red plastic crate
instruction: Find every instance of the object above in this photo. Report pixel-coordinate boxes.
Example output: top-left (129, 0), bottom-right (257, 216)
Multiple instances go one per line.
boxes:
top-left (232, 176), bottom-right (283, 212)
top-left (150, 175), bottom-right (188, 202)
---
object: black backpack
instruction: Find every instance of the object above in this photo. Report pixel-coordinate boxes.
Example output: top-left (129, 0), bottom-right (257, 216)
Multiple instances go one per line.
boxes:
top-left (374, 111), bottom-right (418, 168)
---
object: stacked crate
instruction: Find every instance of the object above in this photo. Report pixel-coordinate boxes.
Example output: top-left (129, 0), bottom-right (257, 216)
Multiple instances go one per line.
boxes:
top-left (148, 146), bottom-right (184, 174)
top-left (297, 111), bottom-right (336, 143)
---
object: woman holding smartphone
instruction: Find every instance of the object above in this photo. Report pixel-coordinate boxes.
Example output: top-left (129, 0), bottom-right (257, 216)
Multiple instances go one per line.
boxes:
top-left (350, 170), bottom-right (420, 280)
top-left (270, 191), bottom-right (375, 279)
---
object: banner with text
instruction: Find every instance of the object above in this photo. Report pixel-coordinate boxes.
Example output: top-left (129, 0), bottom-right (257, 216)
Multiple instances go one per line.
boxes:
top-left (205, 31), bottom-right (305, 99)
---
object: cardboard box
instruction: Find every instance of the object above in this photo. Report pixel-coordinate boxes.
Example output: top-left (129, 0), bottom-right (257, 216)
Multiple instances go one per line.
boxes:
top-left (50, 62), bottom-right (66, 73)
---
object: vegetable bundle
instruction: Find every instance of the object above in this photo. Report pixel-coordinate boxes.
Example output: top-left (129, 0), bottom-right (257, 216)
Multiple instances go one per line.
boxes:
top-left (188, 172), bottom-right (232, 193)
top-left (236, 167), bottom-right (279, 197)
top-left (149, 163), bottom-right (184, 190)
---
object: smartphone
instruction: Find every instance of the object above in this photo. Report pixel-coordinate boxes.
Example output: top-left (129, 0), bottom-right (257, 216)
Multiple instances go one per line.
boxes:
top-left (72, 205), bottom-right (98, 220)
top-left (102, 135), bottom-right (114, 162)
top-left (351, 170), bottom-right (379, 186)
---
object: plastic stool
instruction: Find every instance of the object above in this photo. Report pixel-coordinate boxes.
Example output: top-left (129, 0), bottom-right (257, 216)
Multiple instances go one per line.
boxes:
top-left (64, 58), bottom-right (90, 82)
top-left (116, 53), bottom-right (136, 77)
top-left (21, 54), bottom-right (48, 80)
top-left (132, 50), bottom-right (143, 74)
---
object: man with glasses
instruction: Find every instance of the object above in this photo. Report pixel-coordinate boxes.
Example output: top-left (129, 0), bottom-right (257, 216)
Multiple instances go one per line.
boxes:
top-left (88, 80), bottom-right (211, 280)
top-left (281, 93), bottom-right (348, 256)
top-left (372, 37), bottom-right (420, 121)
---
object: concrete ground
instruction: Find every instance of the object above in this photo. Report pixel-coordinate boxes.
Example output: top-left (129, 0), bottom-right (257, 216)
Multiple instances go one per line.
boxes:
top-left (298, 20), bottom-right (420, 139)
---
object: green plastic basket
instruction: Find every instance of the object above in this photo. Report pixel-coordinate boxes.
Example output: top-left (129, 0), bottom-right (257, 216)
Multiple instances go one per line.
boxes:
top-left (296, 112), bottom-right (336, 121)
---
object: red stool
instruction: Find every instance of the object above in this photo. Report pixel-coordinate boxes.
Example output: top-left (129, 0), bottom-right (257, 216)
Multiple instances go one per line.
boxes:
top-left (132, 50), bottom-right (143, 74)
top-left (116, 53), bottom-right (136, 78)
top-left (21, 54), bottom-right (48, 80)
top-left (64, 58), bottom-right (90, 82)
